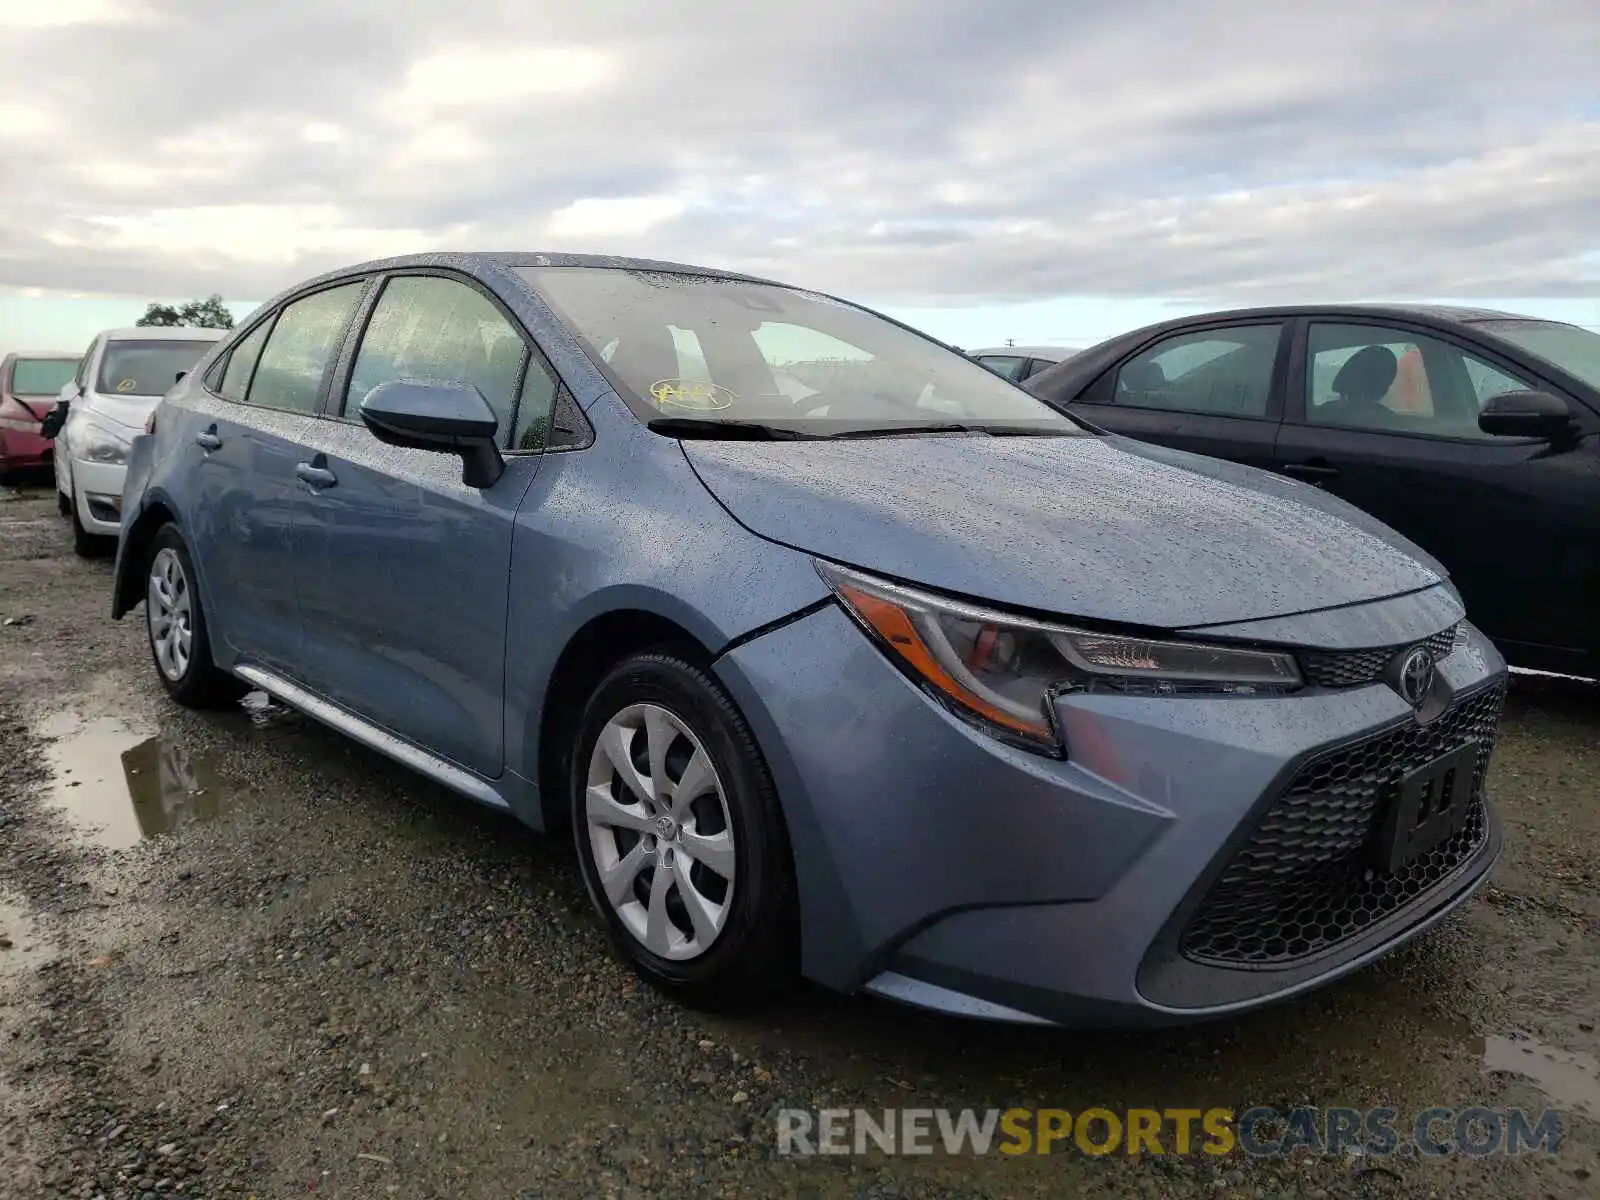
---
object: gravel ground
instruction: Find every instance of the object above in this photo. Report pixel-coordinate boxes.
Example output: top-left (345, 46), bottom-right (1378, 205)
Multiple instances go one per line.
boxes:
top-left (1, 480), bottom-right (1597, 1199)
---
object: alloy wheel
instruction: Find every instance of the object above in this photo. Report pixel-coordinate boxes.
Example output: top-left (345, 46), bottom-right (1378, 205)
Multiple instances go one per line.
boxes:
top-left (584, 702), bottom-right (736, 961)
top-left (147, 546), bottom-right (193, 681)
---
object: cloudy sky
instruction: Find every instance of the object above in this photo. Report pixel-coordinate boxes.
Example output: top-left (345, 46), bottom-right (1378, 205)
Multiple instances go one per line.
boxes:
top-left (1, 0), bottom-right (1597, 355)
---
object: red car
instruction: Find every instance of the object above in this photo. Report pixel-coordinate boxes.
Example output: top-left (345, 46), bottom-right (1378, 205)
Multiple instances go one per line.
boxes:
top-left (0, 350), bottom-right (80, 483)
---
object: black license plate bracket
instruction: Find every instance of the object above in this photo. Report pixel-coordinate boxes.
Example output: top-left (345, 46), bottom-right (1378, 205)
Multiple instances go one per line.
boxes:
top-left (1377, 741), bottom-right (1480, 873)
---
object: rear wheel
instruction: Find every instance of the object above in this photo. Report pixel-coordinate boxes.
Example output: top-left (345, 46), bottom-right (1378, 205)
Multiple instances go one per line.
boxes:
top-left (144, 524), bottom-right (246, 710)
top-left (571, 651), bottom-right (799, 1011)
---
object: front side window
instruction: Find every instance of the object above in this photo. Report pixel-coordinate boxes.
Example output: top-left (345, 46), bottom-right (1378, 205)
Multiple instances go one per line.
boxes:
top-left (1305, 323), bottom-right (1533, 439)
top-left (517, 267), bottom-right (1082, 435)
top-left (345, 276), bottom-right (528, 442)
top-left (10, 357), bottom-right (78, 396)
top-left (1111, 325), bottom-right (1281, 417)
top-left (96, 340), bottom-right (216, 398)
top-left (247, 283), bottom-right (365, 414)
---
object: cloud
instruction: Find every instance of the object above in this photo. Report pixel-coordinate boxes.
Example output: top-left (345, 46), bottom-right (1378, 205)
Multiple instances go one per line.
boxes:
top-left (0, 0), bottom-right (1594, 308)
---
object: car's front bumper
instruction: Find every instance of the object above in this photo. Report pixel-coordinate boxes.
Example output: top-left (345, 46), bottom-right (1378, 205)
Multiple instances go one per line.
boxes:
top-left (714, 601), bottom-right (1507, 1027)
top-left (71, 456), bottom-right (129, 535)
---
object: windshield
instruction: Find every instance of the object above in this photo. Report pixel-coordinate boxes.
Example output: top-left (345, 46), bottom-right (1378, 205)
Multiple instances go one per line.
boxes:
top-left (517, 267), bottom-right (1083, 435)
top-left (10, 357), bottom-right (77, 396)
top-left (1476, 320), bottom-right (1600, 392)
top-left (96, 340), bottom-right (215, 397)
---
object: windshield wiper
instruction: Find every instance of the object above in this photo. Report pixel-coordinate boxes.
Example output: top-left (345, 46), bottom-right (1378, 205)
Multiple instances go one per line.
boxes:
top-left (824, 423), bottom-right (977, 439)
top-left (646, 417), bottom-right (816, 440)
top-left (825, 423), bottom-right (1080, 439)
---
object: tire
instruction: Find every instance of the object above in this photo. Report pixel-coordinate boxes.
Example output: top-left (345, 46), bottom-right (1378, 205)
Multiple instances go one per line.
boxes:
top-left (143, 523), bottom-right (247, 710)
top-left (56, 488), bottom-right (70, 516)
top-left (571, 650), bottom-right (799, 1011)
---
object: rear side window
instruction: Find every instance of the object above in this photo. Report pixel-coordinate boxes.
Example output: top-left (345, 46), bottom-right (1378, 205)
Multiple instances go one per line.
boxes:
top-left (218, 320), bottom-right (274, 403)
top-left (247, 284), bottom-right (365, 414)
top-left (345, 276), bottom-right (527, 440)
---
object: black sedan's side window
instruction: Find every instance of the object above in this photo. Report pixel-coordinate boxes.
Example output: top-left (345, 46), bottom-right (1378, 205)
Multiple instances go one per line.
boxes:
top-left (1305, 323), bottom-right (1534, 440)
top-left (1110, 325), bottom-right (1281, 417)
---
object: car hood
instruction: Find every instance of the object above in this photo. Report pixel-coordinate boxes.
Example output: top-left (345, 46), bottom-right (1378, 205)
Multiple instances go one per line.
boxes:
top-left (680, 432), bottom-right (1446, 629)
top-left (81, 391), bottom-right (160, 432)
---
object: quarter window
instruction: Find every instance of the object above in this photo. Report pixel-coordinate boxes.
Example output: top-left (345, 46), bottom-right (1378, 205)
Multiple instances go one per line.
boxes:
top-left (219, 319), bottom-right (273, 403)
top-left (247, 284), bottom-right (365, 414)
top-left (1111, 325), bottom-right (1281, 416)
top-left (1305, 323), bottom-right (1534, 440)
top-left (345, 276), bottom-right (528, 442)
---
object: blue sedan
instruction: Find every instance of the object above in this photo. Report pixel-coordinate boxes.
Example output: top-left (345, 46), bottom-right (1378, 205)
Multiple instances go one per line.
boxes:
top-left (111, 253), bottom-right (1508, 1026)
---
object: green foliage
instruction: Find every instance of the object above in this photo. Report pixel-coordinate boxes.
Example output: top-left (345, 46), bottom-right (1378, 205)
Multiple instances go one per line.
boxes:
top-left (135, 294), bottom-right (235, 329)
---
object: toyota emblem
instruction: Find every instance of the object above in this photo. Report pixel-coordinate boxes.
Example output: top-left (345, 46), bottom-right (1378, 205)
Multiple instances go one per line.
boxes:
top-left (1394, 646), bottom-right (1437, 707)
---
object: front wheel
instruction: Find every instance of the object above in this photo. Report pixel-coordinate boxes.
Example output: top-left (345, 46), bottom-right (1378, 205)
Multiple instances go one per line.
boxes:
top-left (144, 524), bottom-right (246, 709)
top-left (571, 651), bottom-right (799, 1011)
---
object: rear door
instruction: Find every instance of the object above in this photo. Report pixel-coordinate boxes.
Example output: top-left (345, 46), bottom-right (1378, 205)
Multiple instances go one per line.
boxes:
top-left (1062, 321), bottom-right (1289, 469)
top-left (1276, 318), bottom-right (1597, 660)
top-left (188, 281), bottom-right (369, 674)
top-left (287, 270), bottom-right (554, 777)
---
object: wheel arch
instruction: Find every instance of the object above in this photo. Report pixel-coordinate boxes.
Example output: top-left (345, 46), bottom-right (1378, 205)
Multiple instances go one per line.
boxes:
top-left (533, 607), bottom-right (714, 832)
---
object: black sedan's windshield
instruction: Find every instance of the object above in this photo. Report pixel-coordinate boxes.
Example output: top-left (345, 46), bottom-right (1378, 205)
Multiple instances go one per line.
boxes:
top-left (518, 267), bottom-right (1084, 436)
top-left (1477, 320), bottom-right (1600, 393)
top-left (97, 340), bottom-right (215, 398)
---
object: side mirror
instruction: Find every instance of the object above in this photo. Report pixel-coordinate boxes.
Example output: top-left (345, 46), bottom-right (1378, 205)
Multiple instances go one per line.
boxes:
top-left (175, 370), bottom-right (187, 384)
top-left (358, 380), bottom-right (505, 489)
top-left (1477, 389), bottom-right (1576, 440)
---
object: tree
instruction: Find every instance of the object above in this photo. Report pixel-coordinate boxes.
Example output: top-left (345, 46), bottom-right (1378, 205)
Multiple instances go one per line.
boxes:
top-left (135, 294), bottom-right (235, 330)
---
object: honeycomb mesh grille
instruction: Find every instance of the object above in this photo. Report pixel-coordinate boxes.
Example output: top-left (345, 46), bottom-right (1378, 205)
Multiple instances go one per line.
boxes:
top-left (1298, 625), bottom-right (1460, 689)
top-left (1179, 682), bottom-right (1504, 968)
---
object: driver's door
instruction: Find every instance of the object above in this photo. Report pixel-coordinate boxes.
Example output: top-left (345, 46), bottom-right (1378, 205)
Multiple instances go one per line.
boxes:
top-left (288, 271), bottom-right (552, 778)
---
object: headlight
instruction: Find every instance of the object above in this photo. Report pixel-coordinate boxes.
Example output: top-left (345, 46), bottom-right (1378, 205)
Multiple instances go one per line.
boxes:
top-left (817, 562), bottom-right (1302, 755)
top-left (80, 424), bottom-right (131, 464)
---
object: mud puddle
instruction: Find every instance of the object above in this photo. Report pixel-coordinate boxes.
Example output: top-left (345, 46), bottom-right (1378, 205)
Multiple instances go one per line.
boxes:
top-left (37, 710), bottom-right (236, 849)
top-left (1483, 1034), bottom-right (1600, 1118)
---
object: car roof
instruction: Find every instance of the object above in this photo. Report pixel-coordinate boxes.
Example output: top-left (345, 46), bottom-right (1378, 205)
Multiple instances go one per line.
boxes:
top-left (1100, 302), bottom-right (1545, 337)
top-left (969, 345), bottom-right (1078, 359)
top-left (100, 326), bottom-right (230, 341)
top-left (297, 251), bottom-right (786, 290)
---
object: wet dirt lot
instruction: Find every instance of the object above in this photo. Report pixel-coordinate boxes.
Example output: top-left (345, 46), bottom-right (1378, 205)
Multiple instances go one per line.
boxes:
top-left (1, 482), bottom-right (1597, 1199)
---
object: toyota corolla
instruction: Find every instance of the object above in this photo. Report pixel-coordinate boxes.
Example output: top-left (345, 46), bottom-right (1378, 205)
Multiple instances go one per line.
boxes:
top-left (111, 253), bottom-right (1507, 1025)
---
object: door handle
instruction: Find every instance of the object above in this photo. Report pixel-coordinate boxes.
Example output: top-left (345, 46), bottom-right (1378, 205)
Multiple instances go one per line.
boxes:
top-left (295, 462), bottom-right (338, 490)
top-left (194, 430), bottom-right (222, 451)
top-left (1281, 461), bottom-right (1340, 481)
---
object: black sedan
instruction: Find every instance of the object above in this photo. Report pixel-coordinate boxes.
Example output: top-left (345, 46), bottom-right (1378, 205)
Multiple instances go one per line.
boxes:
top-left (1025, 305), bottom-right (1600, 678)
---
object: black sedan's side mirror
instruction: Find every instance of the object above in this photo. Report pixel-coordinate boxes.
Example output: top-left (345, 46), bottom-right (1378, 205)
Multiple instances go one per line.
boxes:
top-left (358, 380), bottom-right (505, 488)
top-left (1477, 389), bottom-right (1576, 440)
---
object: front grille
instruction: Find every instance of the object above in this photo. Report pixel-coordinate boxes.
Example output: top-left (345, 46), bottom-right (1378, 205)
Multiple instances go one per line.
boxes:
top-left (1299, 625), bottom-right (1460, 689)
top-left (1180, 683), bottom-right (1504, 968)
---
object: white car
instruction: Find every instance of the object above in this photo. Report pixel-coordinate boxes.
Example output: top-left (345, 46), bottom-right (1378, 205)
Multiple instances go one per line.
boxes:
top-left (53, 326), bottom-right (226, 555)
